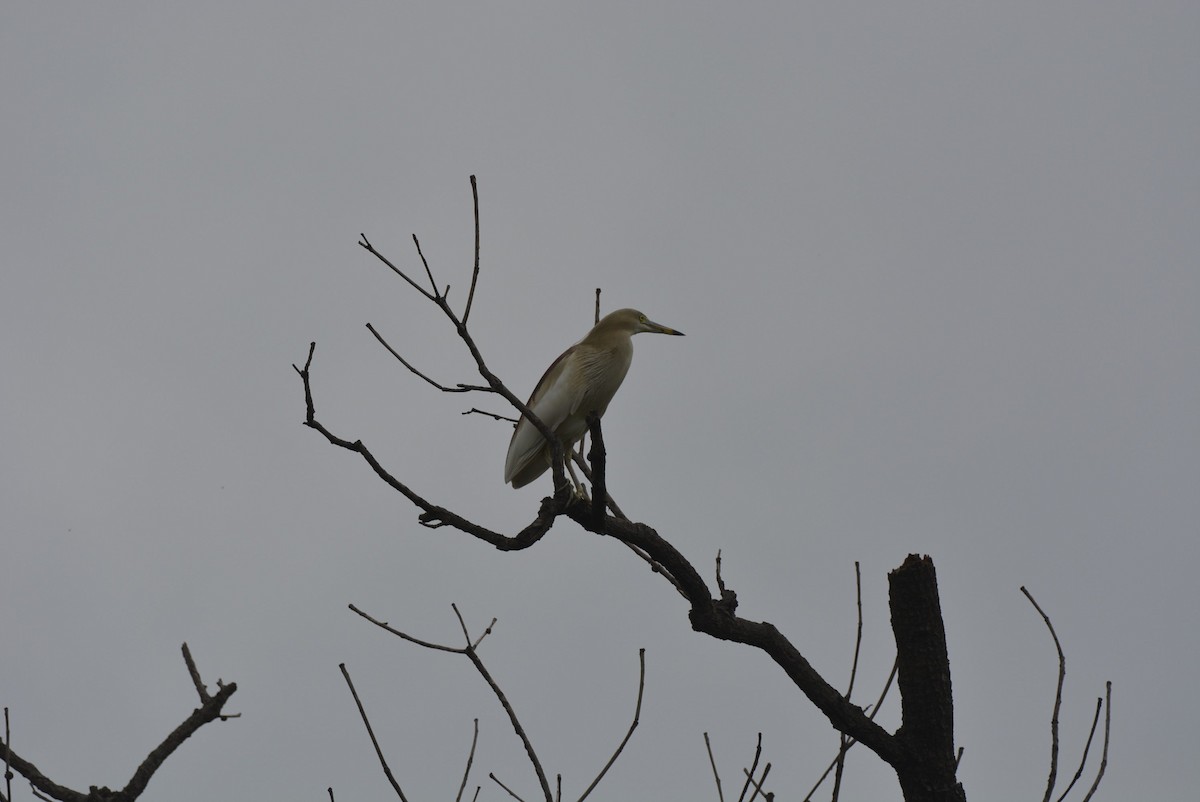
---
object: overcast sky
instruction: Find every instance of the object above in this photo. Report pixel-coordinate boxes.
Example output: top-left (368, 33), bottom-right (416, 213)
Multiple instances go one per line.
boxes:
top-left (2, 3), bottom-right (1197, 800)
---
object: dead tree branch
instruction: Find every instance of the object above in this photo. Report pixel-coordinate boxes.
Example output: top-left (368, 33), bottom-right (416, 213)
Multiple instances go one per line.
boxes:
top-left (1020, 588), bottom-right (1112, 802)
top-left (339, 663), bottom-right (410, 802)
top-left (576, 649), bottom-right (646, 802)
top-left (0, 645), bottom-right (236, 802)
top-left (1021, 586), bottom-right (1066, 802)
top-left (352, 606), bottom-right (552, 802)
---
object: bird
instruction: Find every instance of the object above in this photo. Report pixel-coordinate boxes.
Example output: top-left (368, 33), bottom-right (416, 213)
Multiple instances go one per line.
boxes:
top-left (504, 308), bottom-right (685, 489)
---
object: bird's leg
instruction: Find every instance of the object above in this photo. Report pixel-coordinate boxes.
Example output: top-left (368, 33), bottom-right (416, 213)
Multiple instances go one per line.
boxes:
top-left (565, 440), bottom-right (590, 502)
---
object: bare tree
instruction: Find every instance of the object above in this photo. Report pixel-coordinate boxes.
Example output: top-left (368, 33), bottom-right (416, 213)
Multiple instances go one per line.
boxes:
top-left (297, 177), bottom-right (1110, 802)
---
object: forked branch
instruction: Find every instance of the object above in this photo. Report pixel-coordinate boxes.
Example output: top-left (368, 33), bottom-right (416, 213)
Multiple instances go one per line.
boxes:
top-left (347, 605), bottom-right (646, 802)
top-left (0, 645), bottom-right (237, 802)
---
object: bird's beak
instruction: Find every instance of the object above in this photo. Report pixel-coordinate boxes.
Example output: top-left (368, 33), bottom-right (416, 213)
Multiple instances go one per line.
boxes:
top-left (648, 319), bottom-right (685, 336)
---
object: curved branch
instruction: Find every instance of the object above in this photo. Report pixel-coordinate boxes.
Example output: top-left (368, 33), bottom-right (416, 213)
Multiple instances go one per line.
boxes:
top-left (1021, 586), bottom-right (1065, 802)
top-left (576, 649), bottom-right (645, 802)
top-left (561, 502), bottom-right (904, 768)
top-left (294, 345), bottom-right (565, 551)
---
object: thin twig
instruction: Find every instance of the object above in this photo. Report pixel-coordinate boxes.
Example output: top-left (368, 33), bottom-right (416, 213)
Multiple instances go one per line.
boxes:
top-left (328, 787), bottom-right (335, 802)
top-left (464, 407), bottom-right (518, 423)
top-left (846, 563), bottom-right (864, 699)
top-left (703, 733), bottom-right (724, 802)
top-left (366, 322), bottom-right (491, 393)
top-left (3, 707), bottom-right (11, 802)
top-left (594, 289), bottom-right (601, 325)
top-left (1054, 697), bottom-right (1103, 802)
top-left (489, 772), bottom-right (527, 802)
top-left (456, 719), bottom-right (480, 802)
top-left (463, 175), bottom-right (482, 325)
top-left (452, 603), bottom-right (473, 645)
top-left (577, 649), bottom-right (646, 802)
top-left (832, 563), bottom-right (865, 802)
top-left (1022, 586), bottom-right (1065, 802)
top-left (466, 648), bottom-right (553, 802)
top-left (742, 762), bottom-right (772, 802)
top-left (352, 604), bottom-right (552, 802)
top-left (411, 233), bottom-right (440, 297)
top-left (472, 618), bottom-right (498, 651)
top-left (349, 604), bottom-right (465, 653)
top-left (339, 663), bottom-right (409, 802)
top-left (359, 233), bottom-right (437, 302)
top-left (734, 733), bottom-right (763, 802)
top-left (1079, 683), bottom-right (1111, 802)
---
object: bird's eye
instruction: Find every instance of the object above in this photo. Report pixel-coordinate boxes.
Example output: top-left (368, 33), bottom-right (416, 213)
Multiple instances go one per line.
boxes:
top-left (639, 314), bottom-right (647, 323)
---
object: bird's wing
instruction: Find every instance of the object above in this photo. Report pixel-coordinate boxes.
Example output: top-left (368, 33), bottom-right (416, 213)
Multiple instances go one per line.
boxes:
top-left (504, 346), bottom-right (585, 484)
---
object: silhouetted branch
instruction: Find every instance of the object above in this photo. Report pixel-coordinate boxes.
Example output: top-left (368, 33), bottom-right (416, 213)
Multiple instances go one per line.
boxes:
top-left (831, 562), bottom-right (865, 802)
top-left (464, 407), bottom-right (518, 423)
top-left (1021, 586), bottom-right (1065, 802)
top-left (577, 649), bottom-right (646, 802)
top-left (366, 322), bottom-right (491, 394)
top-left (741, 762), bottom-right (772, 801)
top-left (0, 646), bottom-right (236, 802)
top-left (463, 175), bottom-right (482, 325)
top-left (295, 344), bottom-right (565, 548)
top-left (359, 233), bottom-right (437, 302)
top-left (489, 772), bottom-right (526, 801)
top-left (1054, 697), bottom-right (1102, 802)
top-left (703, 733), bottom-right (724, 802)
top-left (734, 733), bottom-right (763, 802)
top-left (351, 606), bottom-right (553, 802)
top-left (340, 663), bottom-right (410, 802)
top-left (3, 708), bottom-right (10, 802)
top-left (1079, 683), bottom-right (1111, 802)
top-left (455, 719), bottom-right (480, 802)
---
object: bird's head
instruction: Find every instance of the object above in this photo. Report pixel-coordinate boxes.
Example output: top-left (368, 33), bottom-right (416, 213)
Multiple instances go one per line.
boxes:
top-left (598, 308), bottom-right (686, 338)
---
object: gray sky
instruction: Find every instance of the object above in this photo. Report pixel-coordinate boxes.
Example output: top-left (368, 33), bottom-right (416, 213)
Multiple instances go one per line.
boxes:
top-left (2, 3), bottom-right (1197, 800)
